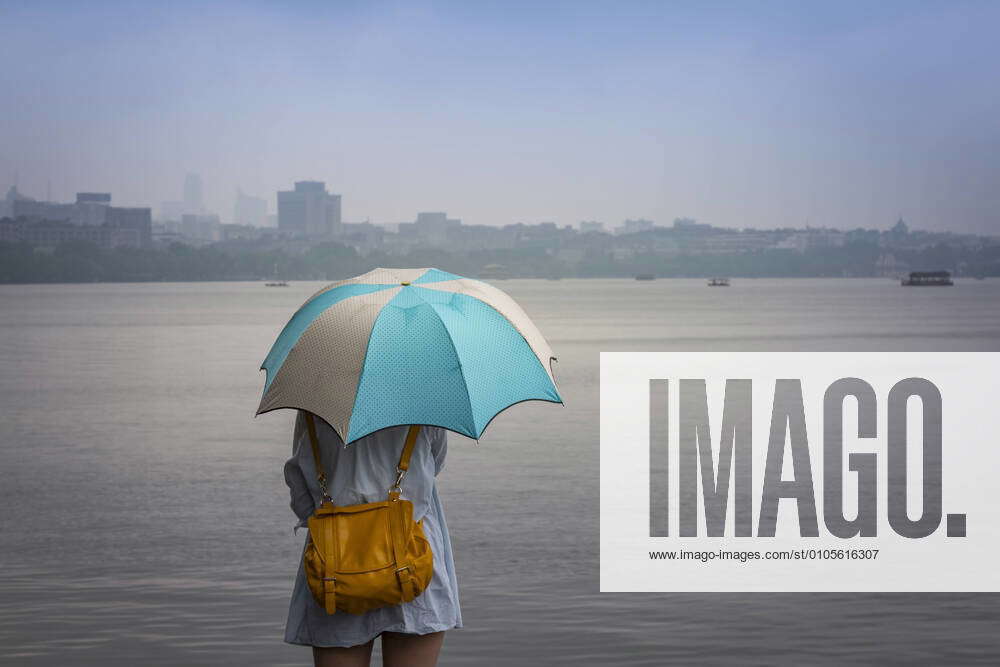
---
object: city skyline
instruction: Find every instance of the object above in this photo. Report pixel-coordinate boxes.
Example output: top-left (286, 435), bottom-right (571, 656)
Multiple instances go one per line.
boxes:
top-left (2, 1), bottom-right (998, 234)
top-left (5, 176), bottom-right (977, 236)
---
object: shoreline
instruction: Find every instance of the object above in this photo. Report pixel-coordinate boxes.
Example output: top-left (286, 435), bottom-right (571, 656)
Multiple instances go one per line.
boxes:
top-left (0, 275), bottom-right (992, 287)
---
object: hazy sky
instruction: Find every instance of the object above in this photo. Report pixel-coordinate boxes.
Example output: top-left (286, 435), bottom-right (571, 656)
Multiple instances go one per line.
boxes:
top-left (1, 1), bottom-right (997, 233)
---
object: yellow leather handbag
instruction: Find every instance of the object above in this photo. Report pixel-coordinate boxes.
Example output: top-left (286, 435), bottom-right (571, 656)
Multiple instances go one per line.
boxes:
top-left (301, 413), bottom-right (434, 615)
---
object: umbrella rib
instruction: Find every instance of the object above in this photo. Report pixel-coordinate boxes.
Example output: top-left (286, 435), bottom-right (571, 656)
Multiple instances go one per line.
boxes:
top-left (408, 288), bottom-right (478, 437)
top-left (417, 279), bottom-right (558, 379)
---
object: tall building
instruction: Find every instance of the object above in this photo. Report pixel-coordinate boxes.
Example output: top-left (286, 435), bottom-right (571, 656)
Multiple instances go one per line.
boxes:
top-left (161, 173), bottom-right (208, 221)
top-left (234, 188), bottom-right (268, 227)
top-left (183, 173), bottom-right (204, 213)
top-left (277, 181), bottom-right (342, 238)
top-left (580, 220), bottom-right (604, 233)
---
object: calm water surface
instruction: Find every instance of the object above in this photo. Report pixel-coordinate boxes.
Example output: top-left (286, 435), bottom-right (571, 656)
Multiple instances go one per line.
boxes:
top-left (1, 279), bottom-right (999, 665)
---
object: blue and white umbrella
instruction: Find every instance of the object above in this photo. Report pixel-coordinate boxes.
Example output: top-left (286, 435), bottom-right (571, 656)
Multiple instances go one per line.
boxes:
top-left (256, 268), bottom-right (561, 443)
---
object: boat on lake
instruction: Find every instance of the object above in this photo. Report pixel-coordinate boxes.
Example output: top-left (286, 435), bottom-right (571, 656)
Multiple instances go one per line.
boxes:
top-left (708, 277), bottom-right (730, 287)
top-left (634, 273), bottom-right (655, 281)
top-left (901, 271), bottom-right (953, 286)
top-left (264, 262), bottom-right (289, 287)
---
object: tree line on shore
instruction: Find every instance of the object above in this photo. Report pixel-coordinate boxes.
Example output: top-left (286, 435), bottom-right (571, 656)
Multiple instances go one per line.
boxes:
top-left (1, 238), bottom-right (998, 283)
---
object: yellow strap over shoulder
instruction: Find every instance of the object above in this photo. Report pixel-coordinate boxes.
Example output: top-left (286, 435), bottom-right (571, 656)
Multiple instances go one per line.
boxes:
top-left (303, 413), bottom-right (420, 501)
top-left (304, 412), bottom-right (329, 502)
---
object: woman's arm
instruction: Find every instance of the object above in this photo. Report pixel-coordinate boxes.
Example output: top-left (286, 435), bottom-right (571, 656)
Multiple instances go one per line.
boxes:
top-left (429, 427), bottom-right (448, 476)
top-left (284, 410), bottom-right (315, 525)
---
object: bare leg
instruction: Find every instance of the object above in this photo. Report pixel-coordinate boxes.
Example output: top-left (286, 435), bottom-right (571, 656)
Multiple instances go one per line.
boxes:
top-left (381, 631), bottom-right (445, 667)
top-left (313, 639), bottom-right (374, 667)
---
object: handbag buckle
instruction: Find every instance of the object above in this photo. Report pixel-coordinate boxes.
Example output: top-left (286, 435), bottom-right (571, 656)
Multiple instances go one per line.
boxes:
top-left (390, 468), bottom-right (407, 496)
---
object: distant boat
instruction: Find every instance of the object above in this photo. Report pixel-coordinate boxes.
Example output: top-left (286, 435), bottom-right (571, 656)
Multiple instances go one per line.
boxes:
top-left (634, 273), bottom-right (655, 281)
top-left (264, 262), bottom-right (289, 287)
top-left (708, 277), bottom-right (730, 287)
top-left (901, 271), bottom-right (953, 286)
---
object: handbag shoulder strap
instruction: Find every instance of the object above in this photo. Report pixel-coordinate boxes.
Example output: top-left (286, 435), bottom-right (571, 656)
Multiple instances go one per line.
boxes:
top-left (389, 425), bottom-right (421, 501)
top-left (303, 412), bottom-right (331, 504)
top-left (302, 411), bottom-right (421, 504)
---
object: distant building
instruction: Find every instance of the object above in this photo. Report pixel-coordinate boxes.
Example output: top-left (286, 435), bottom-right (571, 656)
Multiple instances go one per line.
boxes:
top-left (159, 173), bottom-right (211, 222)
top-left (76, 193), bottom-right (111, 204)
top-left (181, 213), bottom-right (221, 242)
top-left (151, 222), bottom-right (185, 246)
top-left (277, 181), bottom-right (342, 238)
top-left (1, 215), bottom-right (147, 248)
top-left (416, 212), bottom-right (449, 230)
top-left (888, 217), bottom-right (909, 242)
top-left (106, 206), bottom-right (152, 246)
top-left (774, 228), bottom-right (845, 253)
top-left (617, 218), bottom-right (655, 235)
top-left (419, 212), bottom-right (460, 242)
top-left (234, 189), bottom-right (268, 227)
top-left (10, 194), bottom-right (75, 222)
top-left (3, 189), bottom-right (150, 247)
top-left (159, 200), bottom-right (185, 222)
top-left (73, 192), bottom-right (112, 226)
top-left (184, 173), bottom-right (204, 213)
top-left (220, 223), bottom-right (269, 242)
top-left (580, 220), bottom-right (604, 233)
top-left (340, 222), bottom-right (386, 254)
top-left (672, 217), bottom-right (713, 232)
top-left (2, 186), bottom-right (29, 218)
top-left (2, 187), bottom-right (14, 217)
top-left (395, 212), bottom-right (462, 246)
top-left (2, 217), bottom-right (108, 246)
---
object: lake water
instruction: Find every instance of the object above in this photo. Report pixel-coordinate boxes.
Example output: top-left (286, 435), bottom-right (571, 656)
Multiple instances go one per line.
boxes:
top-left (1, 278), bottom-right (999, 665)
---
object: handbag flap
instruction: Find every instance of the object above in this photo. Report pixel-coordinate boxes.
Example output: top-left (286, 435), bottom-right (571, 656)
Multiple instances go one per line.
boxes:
top-left (309, 502), bottom-right (395, 573)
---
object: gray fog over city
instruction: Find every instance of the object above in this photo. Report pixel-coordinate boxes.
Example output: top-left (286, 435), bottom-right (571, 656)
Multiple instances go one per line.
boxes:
top-left (3, 1), bottom-right (999, 237)
top-left (3, 2), bottom-right (1000, 667)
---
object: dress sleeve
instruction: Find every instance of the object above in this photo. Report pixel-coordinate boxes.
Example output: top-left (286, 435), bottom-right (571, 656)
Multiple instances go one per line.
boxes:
top-left (284, 410), bottom-right (315, 525)
top-left (429, 427), bottom-right (448, 476)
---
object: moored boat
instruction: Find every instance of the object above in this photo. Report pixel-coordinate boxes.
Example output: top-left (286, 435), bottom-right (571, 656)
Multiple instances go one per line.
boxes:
top-left (901, 271), bottom-right (953, 286)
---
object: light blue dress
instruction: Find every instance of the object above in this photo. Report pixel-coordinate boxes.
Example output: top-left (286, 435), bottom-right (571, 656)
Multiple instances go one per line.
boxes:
top-left (283, 411), bottom-right (463, 647)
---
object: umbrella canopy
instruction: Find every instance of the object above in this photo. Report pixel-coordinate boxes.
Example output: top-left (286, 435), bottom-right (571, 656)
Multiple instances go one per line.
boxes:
top-left (256, 267), bottom-right (561, 442)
